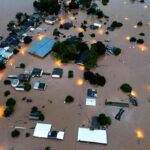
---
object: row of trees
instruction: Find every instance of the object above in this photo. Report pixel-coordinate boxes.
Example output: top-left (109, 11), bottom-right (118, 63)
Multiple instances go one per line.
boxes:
top-left (4, 98), bottom-right (16, 117)
top-left (84, 41), bottom-right (106, 69)
top-left (84, 71), bottom-right (106, 86)
top-left (52, 39), bottom-right (106, 69)
top-left (33, 0), bottom-right (61, 15)
top-left (52, 39), bottom-right (89, 63)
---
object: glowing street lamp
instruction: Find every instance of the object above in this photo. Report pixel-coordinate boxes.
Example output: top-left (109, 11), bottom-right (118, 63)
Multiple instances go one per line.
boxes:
top-left (131, 91), bottom-right (137, 97)
top-left (37, 34), bottom-right (45, 40)
top-left (135, 129), bottom-right (144, 144)
top-left (78, 66), bottom-right (85, 71)
top-left (77, 78), bottom-right (84, 86)
top-left (55, 59), bottom-right (63, 67)
top-left (125, 36), bottom-right (130, 41)
top-left (0, 106), bottom-right (5, 118)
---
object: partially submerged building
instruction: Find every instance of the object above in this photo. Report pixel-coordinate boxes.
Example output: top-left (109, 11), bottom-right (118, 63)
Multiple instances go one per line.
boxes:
top-left (31, 68), bottom-right (43, 77)
top-left (77, 128), bottom-right (107, 144)
top-left (28, 38), bottom-right (55, 58)
top-left (52, 68), bottom-right (63, 78)
top-left (33, 123), bottom-right (65, 140)
top-left (33, 81), bottom-right (46, 90)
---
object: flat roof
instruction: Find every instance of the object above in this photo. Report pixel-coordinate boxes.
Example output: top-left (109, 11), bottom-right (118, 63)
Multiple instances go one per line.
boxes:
top-left (77, 128), bottom-right (107, 144)
top-left (57, 131), bottom-right (65, 140)
top-left (86, 98), bottom-right (96, 106)
top-left (28, 38), bottom-right (55, 57)
top-left (33, 123), bottom-right (52, 138)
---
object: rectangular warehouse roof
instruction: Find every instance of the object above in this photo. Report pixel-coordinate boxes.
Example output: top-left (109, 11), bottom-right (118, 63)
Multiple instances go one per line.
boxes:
top-left (33, 123), bottom-right (52, 138)
top-left (28, 37), bottom-right (55, 57)
top-left (77, 128), bottom-right (107, 144)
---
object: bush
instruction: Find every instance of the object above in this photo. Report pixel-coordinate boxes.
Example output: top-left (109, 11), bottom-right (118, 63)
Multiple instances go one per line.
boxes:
top-left (130, 37), bottom-right (137, 42)
top-left (65, 95), bottom-right (74, 103)
top-left (6, 98), bottom-right (16, 107)
top-left (39, 113), bottom-right (45, 121)
top-left (0, 63), bottom-right (6, 71)
top-left (4, 90), bottom-right (10, 97)
top-left (24, 36), bottom-right (32, 44)
top-left (120, 83), bottom-right (132, 93)
top-left (24, 83), bottom-right (31, 91)
top-left (4, 80), bottom-right (11, 85)
top-left (137, 21), bottom-right (143, 26)
top-left (25, 133), bottom-right (30, 137)
top-left (84, 71), bottom-right (95, 80)
top-left (114, 48), bottom-right (121, 56)
top-left (97, 113), bottom-right (111, 126)
top-left (31, 106), bottom-right (38, 113)
top-left (84, 72), bottom-right (106, 86)
top-left (137, 39), bottom-right (144, 44)
top-left (45, 146), bottom-right (51, 150)
top-left (68, 70), bottom-right (74, 78)
top-left (90, 33), bottom-right (95, 37)
top-left (20, 63), bottom-right (25, 68)
top-left (102, 0), bottom-right (109, 5)
top-left (4, 106), bottom-right (14, 117)
top-left (78, 32), bottom-right (84, 38)
top-left (95, 74), bottom-right (106, 86)
top-left (11, 129), bottom-right (20, 138)
top-left (111, 21), bottom-right (123, 28)
top-left (13, 49), bottom-right (19, 55)
top-left (139, 33), bottom-right (145, 36)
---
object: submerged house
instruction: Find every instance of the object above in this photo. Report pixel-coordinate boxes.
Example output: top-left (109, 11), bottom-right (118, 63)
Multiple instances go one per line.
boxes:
top-left (45, 16), bottom-right (59, 25)
top-left (33, 123), bottom-right (65, 140)
top-left (31, 68), bottom-right (43, 77)
top-left (52, 68), bottom-right (63, 78)
top-left (77, 128), bottom-right (107, 145)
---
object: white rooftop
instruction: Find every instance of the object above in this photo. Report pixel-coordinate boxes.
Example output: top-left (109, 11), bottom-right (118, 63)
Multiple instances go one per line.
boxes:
top-left (93, 23), bottom-right (102, 28)
top-left (86, 98), bottom-right (96, 106)
top-left (57, 131), bottom-right (65, 140)
top-left (33, 123), bottom-right (52, 138)
top-left (77, 128), bottom-right (107, 144)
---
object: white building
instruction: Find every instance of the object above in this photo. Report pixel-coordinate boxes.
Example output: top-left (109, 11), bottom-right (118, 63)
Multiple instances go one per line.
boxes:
top-left (77, 128), bottom-right (107, 144)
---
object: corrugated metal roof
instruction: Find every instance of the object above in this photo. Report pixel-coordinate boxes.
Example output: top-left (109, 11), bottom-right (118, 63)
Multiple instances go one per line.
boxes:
top-left (28, 37), bottom-right (55, 57)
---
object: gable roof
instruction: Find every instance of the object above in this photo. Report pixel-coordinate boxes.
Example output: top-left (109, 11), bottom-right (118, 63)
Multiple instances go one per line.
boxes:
top-left (28, 38), bottom-right (55, 57)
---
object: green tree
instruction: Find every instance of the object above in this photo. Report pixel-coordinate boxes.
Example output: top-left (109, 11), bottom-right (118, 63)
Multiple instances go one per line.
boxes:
top-left (24, 36), bottom-right (32, 44)
top-left (83, 50), bottom-right (97, 69)
top-left (114, 48), bottom-right (121, 56)
top-left (0, 63), bottom-right (6, 71)
top-left (65, 95), bottom-right (74, 103)
top-left (24, 83), bottom-right (31, 91)
top-left (33, 0), bottom-right (61, 15)
top-left (11, 129), bottom-right (20, 138)
top-left (120, 83), bottom-right (132, 93)
top-left (16, 12), bottom-right (23, 23)
top-left (4, 106), bottom-right (14, 117)
top-left (97, 113), bottom-right (111, 126)
top-left (6, 98), bottom-right (16, 107)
